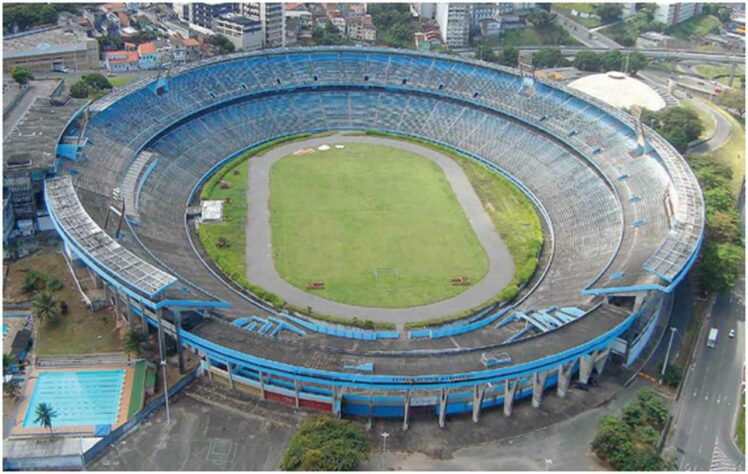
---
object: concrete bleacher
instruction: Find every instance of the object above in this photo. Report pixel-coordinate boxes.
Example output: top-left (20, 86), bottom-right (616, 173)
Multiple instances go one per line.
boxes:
top-left (52, 47), bottom-right (703, 354)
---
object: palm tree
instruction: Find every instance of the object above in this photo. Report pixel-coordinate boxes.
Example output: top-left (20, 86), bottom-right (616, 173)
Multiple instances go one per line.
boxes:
top-left (32, 293), bottom-right (61, 326)
top-left (124, 330), bottom-right (148, 356)
top-left (34, 403), bottom-right (58, 434)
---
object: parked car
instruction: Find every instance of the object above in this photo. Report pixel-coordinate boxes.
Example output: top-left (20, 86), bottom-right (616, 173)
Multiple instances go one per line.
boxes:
top-left (729, 329), bottom-right (736, 338)
top-left (574, 382), bottom-right (589, 391)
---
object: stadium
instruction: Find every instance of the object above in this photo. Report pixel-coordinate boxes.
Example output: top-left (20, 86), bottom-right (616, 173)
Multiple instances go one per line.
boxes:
top-left (45, 46), bottom-right (704, 426)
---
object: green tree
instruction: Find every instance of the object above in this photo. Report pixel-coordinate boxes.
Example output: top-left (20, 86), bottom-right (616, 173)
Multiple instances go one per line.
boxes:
top-left (636, 389), bottom-right (669, 425)
top-left (526, 8), bottom-right (557, 29)
top-left (705, 187), bottom-right (736, 214)
top-left (498, 46), bottom-right (519, 67)
top-left (32, 293), bottom-right (61, 326)
top-left (69, 81), bottom-right (89, 99)
top-left (33, 402), bottom-right (58, 434)
top-left (10, 65), bottom-right (33, 86)
top-left (475, 44), bottom-right (498, 63)
top-left (699, 242), bottom-right (744, 294)
top-left (3, 353), bottom-right (14, 374)
top-left (596, 4), bottom-right (623, 23)
top-left (706, 211), bottom-right (741, 244)
top-left (599, 50), bottom-right (623, 72)
top-left (22, 270), bottom-right (43, 294)
top-left (368, 4), bottom-right (417, 49)
top-left (661, 363), bottom-right (682, 387)
top-left (280, 415), bottom-right (369, 471)
top-left (622, 402), bottom-right (645, 427)
top-left (207, 34), bottom-right (235, 54)
top-left (573, 51), bottom-right (600, 72)
top-left (626, 52), bottom-right (650, 74)
top-left (591, 416), bottom-right (633, 466)
top-left (124, 330), bottom-right (148, 356)
top-left (82, 73), bottom-right (113, 91)
top-left (532, 48), bottom-right (567, 69)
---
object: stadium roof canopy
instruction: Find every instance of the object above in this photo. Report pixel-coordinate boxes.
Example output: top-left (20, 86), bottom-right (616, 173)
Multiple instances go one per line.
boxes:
top-left (3, 97), bottom-right (88, 172)
top-left (568, 72), bottom-right (667, 111)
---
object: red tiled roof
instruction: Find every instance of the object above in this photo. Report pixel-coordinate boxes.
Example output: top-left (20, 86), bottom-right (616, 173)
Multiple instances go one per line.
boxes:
top-left (182, 38), bottom-right (200, 47)
top-left (105, 50), bottom-right (139, 64)
top-left (137, 42), bottom-right (157, 54)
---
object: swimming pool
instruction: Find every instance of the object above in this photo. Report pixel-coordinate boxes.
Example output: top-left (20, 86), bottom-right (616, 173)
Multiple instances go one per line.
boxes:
top-left (3, 324), bottom-right (7, 336)
top-left (22, 370), bottom-right (125, 428)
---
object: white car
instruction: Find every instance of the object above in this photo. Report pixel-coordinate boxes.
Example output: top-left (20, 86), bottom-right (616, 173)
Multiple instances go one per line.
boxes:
top-left (729, 329), bottom-right (736, 338)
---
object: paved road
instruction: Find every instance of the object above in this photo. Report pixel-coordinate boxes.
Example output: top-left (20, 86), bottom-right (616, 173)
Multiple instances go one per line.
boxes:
top-left (364, 378), bottom-right (652, 471)
top-left (551, 8), bottom-right (621, 49)
top-left (668, 189), bottom-right (745, 471)
top-left (245, 134), bottom-right (514, 326)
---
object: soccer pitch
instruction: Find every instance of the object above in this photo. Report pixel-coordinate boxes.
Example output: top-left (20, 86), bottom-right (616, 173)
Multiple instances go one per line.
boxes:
top-left (269, 143), bottom-right (489, 308)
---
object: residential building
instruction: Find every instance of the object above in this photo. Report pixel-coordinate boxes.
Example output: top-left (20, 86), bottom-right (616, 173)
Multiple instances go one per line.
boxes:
top-left (137, 42), bottom-right (161, 69)
top-left (653, 2), bottom-right (703, 26)
top-left (3, 27), bottom-right (100, 73)
top-left (104, 50), bottom-right (139, 71)
top-left (174, 2), bottom-right (235, 29)
top-left (237, 3), bottom-right (286, 48)
top-left (212, 14), bottom-right (263, 51)
top-left (436, 3), bottom-right (470, 48)
top-left (346, 15), bottom-right (376, 42)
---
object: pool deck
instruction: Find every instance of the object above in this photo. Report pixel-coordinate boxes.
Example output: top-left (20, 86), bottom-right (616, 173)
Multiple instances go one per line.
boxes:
top-left (10, 365), bottom-right (136, 437)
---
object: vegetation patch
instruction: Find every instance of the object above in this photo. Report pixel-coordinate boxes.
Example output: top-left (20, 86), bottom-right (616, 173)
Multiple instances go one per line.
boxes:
top-left (592, 389), bottom-right (675, 470)
top-left (270, 143), bottom-right (489, 308)
top-left (363, 131), bottom-right (543, 327)
top-left (680, 100), bottom-right (716, 140)
top-left (280, 415), bottom-right (369, 471)
top-left (198, 133), bottom-right (394, 330)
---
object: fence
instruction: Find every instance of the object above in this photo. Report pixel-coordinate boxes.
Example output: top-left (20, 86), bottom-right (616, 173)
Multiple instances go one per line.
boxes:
top-left (81, 367), bottom-right (199, 466)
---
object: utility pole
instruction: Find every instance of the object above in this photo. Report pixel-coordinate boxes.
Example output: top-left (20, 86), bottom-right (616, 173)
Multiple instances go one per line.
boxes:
top-left (659, 327), bottom-right (677, 384)
top-left (380, 431), bottom-right (390, 470)
top-left (157, 309), bottom-right (171, 423)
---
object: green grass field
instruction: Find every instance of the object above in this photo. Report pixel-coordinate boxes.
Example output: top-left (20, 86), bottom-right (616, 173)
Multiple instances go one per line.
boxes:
top-left (269, 143), bottom-right (489, 308)
top-left (681, 100), bottom-right (716, 140)
top-left (702, 102), bottom-right (746, 195)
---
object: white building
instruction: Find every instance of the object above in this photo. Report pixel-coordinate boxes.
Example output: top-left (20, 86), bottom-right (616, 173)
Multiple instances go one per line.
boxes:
top-left (653, 2), bottom-right (703, 26)
top-left (436, 3), bottom-right (470, 48)
top-left (212, 14), bottom-right (263, 51)
top-left (237, 3), bottom-right (286, 48)
top-left (411, 3), bottom-right (436, 20)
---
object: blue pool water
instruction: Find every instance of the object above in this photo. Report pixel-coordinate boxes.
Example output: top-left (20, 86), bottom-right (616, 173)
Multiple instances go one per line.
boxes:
top-left (23, 370), bottom-right (125, 428)
top-left (2, 324), bottom-right (7, 336)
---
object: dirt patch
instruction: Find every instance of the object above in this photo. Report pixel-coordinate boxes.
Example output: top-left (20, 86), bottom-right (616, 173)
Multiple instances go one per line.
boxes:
top-left (4, 250), bottom-right (123, 355)
top-left (291, 148), bottom-right (315, 156)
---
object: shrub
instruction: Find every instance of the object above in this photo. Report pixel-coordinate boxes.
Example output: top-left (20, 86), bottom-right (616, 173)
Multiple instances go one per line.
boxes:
top-left (499, 284), bottom-right (519, 302)
top-left (280, 415), bottom-right (369, 471)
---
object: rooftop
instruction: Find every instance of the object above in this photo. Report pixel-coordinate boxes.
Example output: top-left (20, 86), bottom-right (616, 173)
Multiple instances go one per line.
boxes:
top-left (568, 71), bottom-right (667, 111)
top-left (3, 27), bottom-right (92, 60)
top-left (3, 96), bottom-right (88, 173)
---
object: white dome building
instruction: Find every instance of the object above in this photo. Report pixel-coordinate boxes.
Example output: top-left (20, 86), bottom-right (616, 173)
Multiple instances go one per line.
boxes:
top-left (569, 71), bottom-right (667, 111)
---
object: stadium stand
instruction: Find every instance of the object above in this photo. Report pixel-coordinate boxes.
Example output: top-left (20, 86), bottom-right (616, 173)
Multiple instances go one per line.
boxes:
top-left (42, 47), bottom-right (703, 424)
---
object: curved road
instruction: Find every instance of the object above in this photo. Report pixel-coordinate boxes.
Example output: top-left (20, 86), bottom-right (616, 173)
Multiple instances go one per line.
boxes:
top-left (245, 134), bottom-right (515, 326)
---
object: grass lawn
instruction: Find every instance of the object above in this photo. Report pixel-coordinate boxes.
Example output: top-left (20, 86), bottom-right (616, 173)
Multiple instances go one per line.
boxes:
top-left (555, 3), bottom-right (596, 14)
top-left (668, 14), bottom-right (722, 40)
top-left (695, 64), bottom-right (732, 80)
top-left (681, 100), bottom-right (716, 140)
top-left (127, 360), bottom-right (147, 418)
top-left (269, 143), bottom-right (489, 308)
top-left (500, 26), bottom-right (580, 47)
top-left (108, 75), bottom-right (137, 88)
top-left (3, 251), bottom-right (123, 355)
top-left (701, 102), bottom-right (746, 195)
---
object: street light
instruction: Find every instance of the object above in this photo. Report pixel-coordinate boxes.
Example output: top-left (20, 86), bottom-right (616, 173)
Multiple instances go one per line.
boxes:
top-left (660, 327), bottom-right (678, 385)
top-left (380, 431), bottom-right (390, 469)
